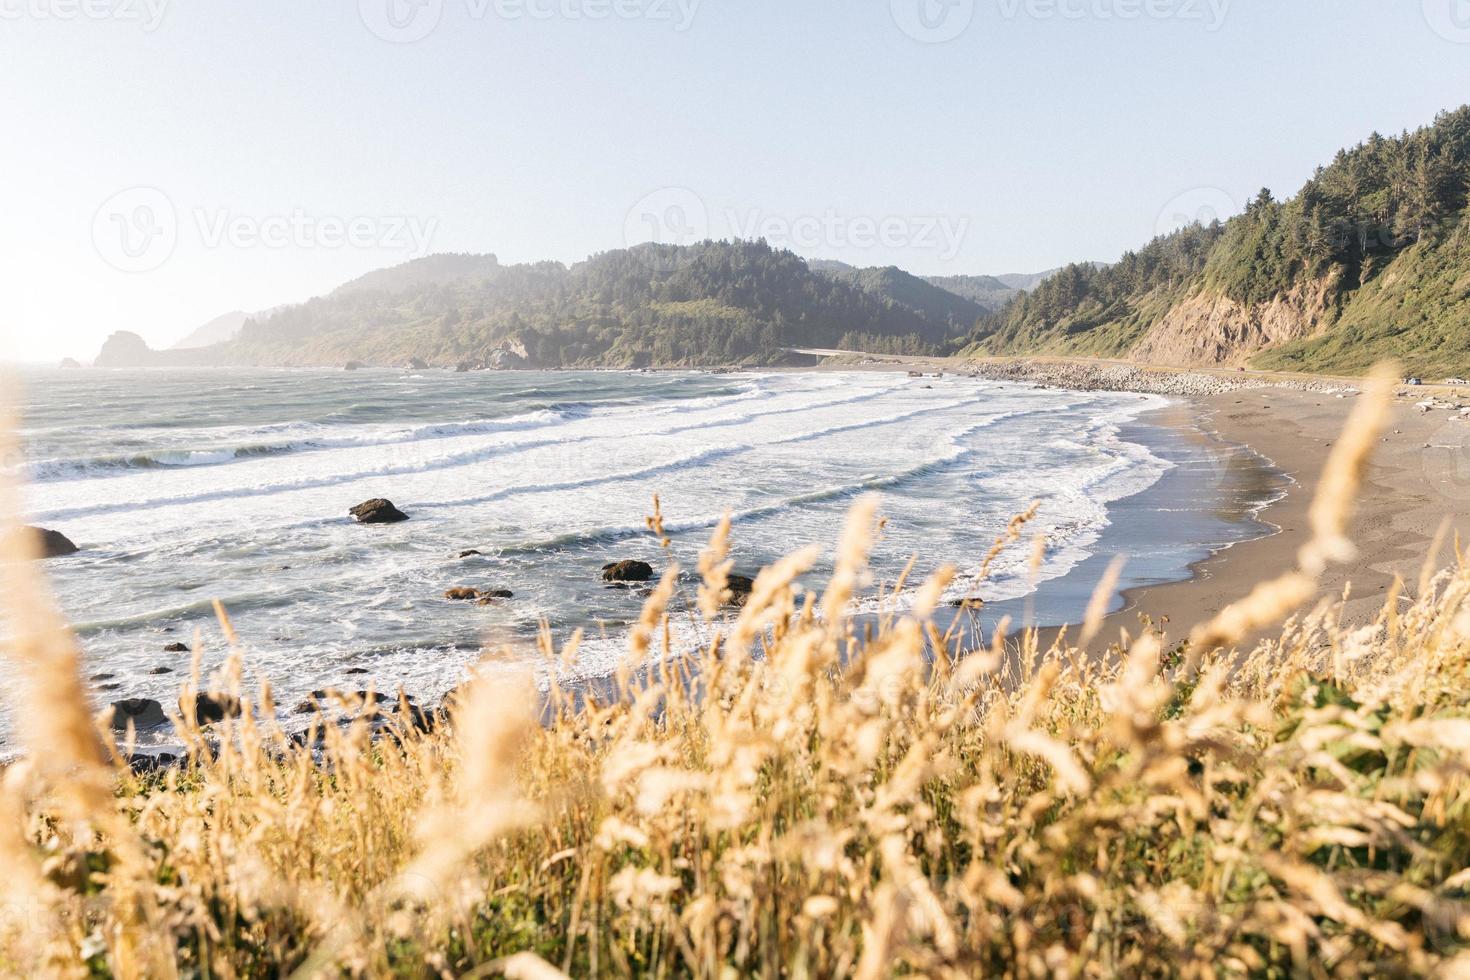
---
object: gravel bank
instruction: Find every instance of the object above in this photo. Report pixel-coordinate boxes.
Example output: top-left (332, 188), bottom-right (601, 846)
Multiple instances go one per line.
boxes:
top-left (962, 358), bottom-right (1360, 397)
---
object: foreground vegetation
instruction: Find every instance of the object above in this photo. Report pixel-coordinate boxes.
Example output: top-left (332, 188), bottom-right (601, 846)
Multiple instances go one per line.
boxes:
top-left (2, 370), bottom-right (1470, 977)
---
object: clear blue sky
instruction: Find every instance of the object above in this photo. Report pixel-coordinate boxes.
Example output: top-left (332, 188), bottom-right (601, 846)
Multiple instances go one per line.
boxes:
top-left (3, 0), bottom-right (1469, 361)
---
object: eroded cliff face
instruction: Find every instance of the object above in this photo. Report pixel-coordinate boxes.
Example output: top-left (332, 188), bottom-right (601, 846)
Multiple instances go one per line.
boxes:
top-left (1128, 275), bottom-right (1339, 367)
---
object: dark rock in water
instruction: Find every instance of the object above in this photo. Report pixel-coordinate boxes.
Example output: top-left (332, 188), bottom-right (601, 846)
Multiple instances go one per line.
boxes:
top-left (149, 666), bottom-right (172, 675)
top-left (12, 526), bottom-right (79, 559)
top-left (726, 574), bottom-right (756, 606)
top-left (345, 667), bottom-right (370, 675)
top-left (292, 689), bottom-right (393, 715)
top-left (59, 357), bottom-right (82, 369)
top-left (344, 360), bottom-right (365, 371)
top-left (127, 752), bottom-right (179, 774)
top-left (290, 702), bottom-right (435, 749)
top-left (163, 641), bottom-right (189, 653)
top-left (350, 498), bottom-right (408, 524)
top-left (459, 549), bottom-right (483, 558)
top-left (948, 597), bottom-right (985, 608)
top-left (99, 683), bottom-right (121, 692)
top-left (109, 698), bottom-right (167, 731)
top-left (448, 586), bottom-right (512, 602)
top-left (406, 357), bottom-right (428, 370)
top-left (91, 672), bottom-right (116, 682)
top-left (602, 559), bottom-right (654, 583)
top-left (185, 693), bottom-right (241, 725)
top-left (455, 361), bottom-right (471, 373)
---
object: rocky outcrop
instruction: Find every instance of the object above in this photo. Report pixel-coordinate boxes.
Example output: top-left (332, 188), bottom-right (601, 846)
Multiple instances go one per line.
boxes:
top-left (292, 689), bottom-right (393, 715)
top-left (726, 574), bottom-right (755, 606)
top-left (109, 698), bottom-right (167, 731)
top-left (12, 526), bottom-right (79, 558)
top-left (445, 586), bottom-right (512, 602)
top-left (59, 357), bottom-right (82, 369)
top-left (1129, 276), bottom-right (1338, 367)
top-left (94, 330), bottom-right (157, 367)
top-left (185, 693), bottom-right (241, 725)
top-left (350, 498), bottom-right (408, 524)
top-left (487, 346), bottom-right (526, 369)
top-left (602, 559), bottom-right (654, 583)
top-left (163, 641), bottom-right (188, 653)
top-left (95, 330), bottom-right (216, 368)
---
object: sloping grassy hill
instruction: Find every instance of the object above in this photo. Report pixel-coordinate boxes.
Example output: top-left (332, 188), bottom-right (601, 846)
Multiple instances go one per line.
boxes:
top-left (967, 105), bottom-right (1470, 377)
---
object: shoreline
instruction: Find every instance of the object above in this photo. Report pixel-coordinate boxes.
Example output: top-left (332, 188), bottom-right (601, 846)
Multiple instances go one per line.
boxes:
top-left (789, 352), bottom-right (1470, 650)
top-left (23, 357), bottom-right (1470, 702)
top-left (962, 363), bottom-right (1470, 651)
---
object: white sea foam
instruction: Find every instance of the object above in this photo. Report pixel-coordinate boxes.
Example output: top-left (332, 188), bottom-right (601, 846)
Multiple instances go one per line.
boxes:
top-left (7, 368), bottom-right (1263, 747)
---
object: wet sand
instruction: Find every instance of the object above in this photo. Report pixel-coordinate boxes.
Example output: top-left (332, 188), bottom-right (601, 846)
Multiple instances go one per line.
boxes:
top-left (1054, 385), bottom-right (1470, 652)
top-left (790, 353), bottom-right (1470, 652)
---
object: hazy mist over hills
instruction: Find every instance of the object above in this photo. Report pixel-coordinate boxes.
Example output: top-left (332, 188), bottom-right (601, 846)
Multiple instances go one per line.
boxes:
top-left (79, 105), bottom-right (1470, 378)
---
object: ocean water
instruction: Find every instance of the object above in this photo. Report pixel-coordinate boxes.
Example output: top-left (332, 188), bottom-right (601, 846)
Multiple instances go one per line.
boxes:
top-left (7, 367), bottom-right (1278, 743)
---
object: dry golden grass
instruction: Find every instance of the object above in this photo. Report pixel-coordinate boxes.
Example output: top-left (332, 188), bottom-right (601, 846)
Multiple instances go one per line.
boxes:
top-left (1, 366), bottom-right (1469, 977)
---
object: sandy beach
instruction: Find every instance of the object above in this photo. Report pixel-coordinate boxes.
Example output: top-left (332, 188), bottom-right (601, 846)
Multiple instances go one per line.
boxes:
top-left (803, 351), bottom-right (1470, 650)
top-left (1105, 382), bottom-right (1470, 649)
top-left (981, 363), bottom-right (1470, 650)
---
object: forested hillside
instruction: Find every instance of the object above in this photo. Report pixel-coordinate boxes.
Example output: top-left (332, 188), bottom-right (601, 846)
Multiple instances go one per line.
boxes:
top-left (921, 273), bottom-right (1023, 310)
top-left (105, 242), bottom-right (971, 369)
top-left (968, 106), bottom-right (1470, 375)
top-left (95, 108), bottom-right (1470, 376)
top-left (807, 260), bottom-right (989, 324)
